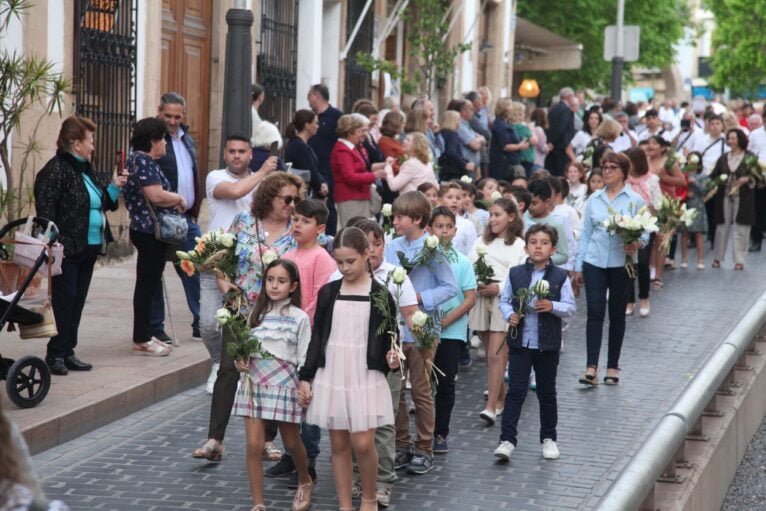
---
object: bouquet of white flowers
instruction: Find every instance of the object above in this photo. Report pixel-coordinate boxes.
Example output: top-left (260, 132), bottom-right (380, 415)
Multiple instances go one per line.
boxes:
top-left (655, 196), bottom-right (697, 254)
top-left (602, 205), bottom-right (658, 278)
top-left (176, 228), bottom-right (237, 279)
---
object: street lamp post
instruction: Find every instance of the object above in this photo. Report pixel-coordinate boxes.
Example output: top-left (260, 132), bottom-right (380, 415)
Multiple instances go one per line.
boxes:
top-left (610, 0), bottom-right (625, 101)
top-left (220, 2), bottom-right (254, 166)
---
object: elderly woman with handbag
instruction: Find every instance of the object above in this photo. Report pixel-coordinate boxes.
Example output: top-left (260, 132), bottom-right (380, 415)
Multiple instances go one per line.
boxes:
top-left (123, 117), bottom-right (187, 356)
top-left (34, 115), bottom-right (127, 376)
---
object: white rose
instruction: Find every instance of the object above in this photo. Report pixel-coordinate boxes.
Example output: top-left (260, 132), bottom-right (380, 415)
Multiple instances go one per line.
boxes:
top-left (412, 311), bottom-right (428, 327)
top-left (220, 233), bottom-right (235, 248)
top-left (689, 154), bottom-right (700, 164)
top-left (261, 251), bottom-right (278, 266)
top-left (381, 203), bottom-right (393, 217)
top-left (676, 154), bottom-right (687, 166)
top-left (460, 175), bottom-right (472, 183)
top-left (534, 279), bottom-right (550, 296)
top-left (425, 235), bottom-right (439, 249)
top-left (475, 244), bottom-right (488, 256)
top-left (491, 190), bottom-right (502, 201)
top-left (391, 266), bottom-right (407, 284)
top-left (215, 308), bottom-right (231, 324)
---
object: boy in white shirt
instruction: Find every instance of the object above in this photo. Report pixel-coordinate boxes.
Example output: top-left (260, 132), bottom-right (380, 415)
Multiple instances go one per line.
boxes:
top-left (438, 181), bottom-right (478, 256)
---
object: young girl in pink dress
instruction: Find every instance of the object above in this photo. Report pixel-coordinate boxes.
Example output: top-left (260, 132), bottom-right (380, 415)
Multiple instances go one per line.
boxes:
top-left (298, 227), bottom-right (400, 511)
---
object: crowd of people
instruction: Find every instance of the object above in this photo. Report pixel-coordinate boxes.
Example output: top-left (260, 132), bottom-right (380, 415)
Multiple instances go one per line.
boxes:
top-left (6, 83), bottom-right (764, 511)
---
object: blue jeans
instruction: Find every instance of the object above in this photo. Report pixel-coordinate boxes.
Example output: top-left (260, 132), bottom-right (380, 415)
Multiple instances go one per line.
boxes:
top-left (500, 347), bottom-right (559, 446)
top-left (151, 216), bottom-right (201, 334)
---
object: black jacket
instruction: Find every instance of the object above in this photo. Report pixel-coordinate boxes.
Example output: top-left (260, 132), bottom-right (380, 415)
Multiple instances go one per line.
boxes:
top-left (299, 278), bottom-right (399, 381)
top-left (34, 152), bottom-right (118, 257)
top-left (438, 129), bottom-right (471, 180)
top-left (284, 137), bottom-right (326, 197)
top-left (156, 124), bottom-right (202, 219)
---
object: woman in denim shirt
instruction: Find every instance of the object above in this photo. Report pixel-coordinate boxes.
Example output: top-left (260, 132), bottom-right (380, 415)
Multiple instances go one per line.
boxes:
top-left (574, 152), bottom-right (648, 386)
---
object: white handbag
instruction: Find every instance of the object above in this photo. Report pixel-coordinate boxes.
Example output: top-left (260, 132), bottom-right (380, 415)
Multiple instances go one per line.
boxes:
top-left (12, 217), bottom-right (64, 277)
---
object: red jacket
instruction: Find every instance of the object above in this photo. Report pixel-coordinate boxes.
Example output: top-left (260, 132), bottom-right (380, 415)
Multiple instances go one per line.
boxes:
top-left (330, 140), bottom-right (375, 202)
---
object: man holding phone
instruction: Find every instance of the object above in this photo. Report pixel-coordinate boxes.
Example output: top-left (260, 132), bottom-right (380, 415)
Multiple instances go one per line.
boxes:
top-left (673, 110), bottom-right (701, 155)
top-left (150, 91), bottom-right (203, 342)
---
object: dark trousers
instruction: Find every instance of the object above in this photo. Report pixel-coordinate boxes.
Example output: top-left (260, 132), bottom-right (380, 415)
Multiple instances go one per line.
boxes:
top-left (751, 188), bottom-right (766, 245)
top-left (544, 150), bottom-right (568, 177)
top-left (583, 263), bottom-right (630, 369)
top-left (628, 234), bottom-right (654, 303)
top-left (150, 216), bottom-right (201, 334)
top-left (46, 245), bottom-right (100, 359)
top-left (130, 231), bottom-right (169, 343)
top-left (500, 347), bottom-right (559, 446)
top-left (434, 339), bottom-right (464, 438)
top-left (208, 326), bottom-right (280, 443)
top-left (706, 200), bottom-right (716, 245)
top-left (283, 423), bottom-right (321, 461)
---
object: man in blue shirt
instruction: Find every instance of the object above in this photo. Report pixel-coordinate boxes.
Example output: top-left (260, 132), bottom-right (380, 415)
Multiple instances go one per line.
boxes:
top-left (307, 84), bottom-right (343, 235)
top-left (384, 192), bottom-right (456, 476)
top-left (495, 224), bottom-right (576, 463)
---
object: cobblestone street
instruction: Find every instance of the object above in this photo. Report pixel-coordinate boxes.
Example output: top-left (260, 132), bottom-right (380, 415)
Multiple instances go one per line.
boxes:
top-left (31, 252), bottom-right (766, 510)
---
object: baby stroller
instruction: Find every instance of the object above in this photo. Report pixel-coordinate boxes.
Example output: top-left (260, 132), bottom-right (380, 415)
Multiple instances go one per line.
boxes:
top-left (0, 217), bottom-right (61, 408)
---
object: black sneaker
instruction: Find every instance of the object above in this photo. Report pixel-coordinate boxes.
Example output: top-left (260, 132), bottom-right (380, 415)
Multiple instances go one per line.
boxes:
top-left (394, 448), bottom-right (412, 470)
top-left (406, 452), bottom-right (434, 475)
top-left (265, 455), bottom-right (295, 478)
top-left (433, 435), bottom-right (448, 454)
top-left (151, 330), bottom-right (173, 343)
top-left (459, 344), bottom-right (471, 367)
top-left (192, 328), bottom-right (201, 339)
top-left (286, 465), bottom-right (317, 489)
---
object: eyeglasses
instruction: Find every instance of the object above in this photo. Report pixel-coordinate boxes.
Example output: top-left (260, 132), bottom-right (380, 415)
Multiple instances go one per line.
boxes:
top-left (278, 195), bottom-right (301, 205)
top-left (602, 164), bottom-right (621, 172)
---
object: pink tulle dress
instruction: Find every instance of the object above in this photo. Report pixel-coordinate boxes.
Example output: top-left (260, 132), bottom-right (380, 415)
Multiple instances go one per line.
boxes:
top-left (305, 293), bottom-right (394, 432)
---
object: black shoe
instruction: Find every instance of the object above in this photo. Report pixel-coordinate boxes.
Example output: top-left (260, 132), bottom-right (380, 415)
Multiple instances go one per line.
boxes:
top-left (286, 465), bottom-right (317, 489)
top-left (749, 243), bottom-right (761, 253)
top-left (265, 454), bottom-right (296, 478)
top-left (459, 344), bottom-right (471, 367)
top-left (151, 330), bottom-right (173, 343)
top-left (64, 355), bottom-right (93, 371)
top-left (192, 328), bottom-right (201, 339)
top-left (46, 357), bottom-right (68, 376)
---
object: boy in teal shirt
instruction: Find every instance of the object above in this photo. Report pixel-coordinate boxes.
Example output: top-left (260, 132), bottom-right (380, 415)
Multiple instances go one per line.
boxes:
top-left (429, 206), bottom-right (477, 454)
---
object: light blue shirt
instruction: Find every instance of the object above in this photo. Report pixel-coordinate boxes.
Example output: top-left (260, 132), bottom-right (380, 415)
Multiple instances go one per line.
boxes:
top-left (523, 212), bottom-right (569, 266)
top-left (171, 127), bottom-right (196, 211)
top-left (575, 186), bottom-right (648, 272)
top-left (426, 129), bottom-right (444, 160)
top-left (439, 247), bottom-right (477, 342)
top-left (384, 232), bottom-right (457, 343)
top-left (457, 119), bottom-right (481, 166)
top-left (498, 265), bottom-right (576, 350)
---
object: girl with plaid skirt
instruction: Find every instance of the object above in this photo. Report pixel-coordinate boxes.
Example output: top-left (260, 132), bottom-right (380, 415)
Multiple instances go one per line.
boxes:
top-left (232, 259), bottom-right (313, 511)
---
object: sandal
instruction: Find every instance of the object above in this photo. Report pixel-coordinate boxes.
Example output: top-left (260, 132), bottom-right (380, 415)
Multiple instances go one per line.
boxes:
top-left (734, 263), bottom-right (744, 271)
top-left (251, 506), bottom-right (266, 511)
top-left (132, 340), bottom-right (171, 357)
top-left (712, 260), bottom-right (720, 268)
top-left (263, 444), bottom-right (282, 461)
top-left (292, 482), bottom-right (313, 511)
top-left (652, 279), bottom-right (663, 290)
top-left (192, 440), bottom-right (224, 461)
top-left (578, 366), bottom-right (599, 386)
top-left (604, 369), bottom-right (621, 385)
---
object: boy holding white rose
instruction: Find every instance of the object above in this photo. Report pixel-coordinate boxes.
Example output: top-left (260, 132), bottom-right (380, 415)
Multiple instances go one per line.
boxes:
top-left (495, 223), bottom-right (576, 463)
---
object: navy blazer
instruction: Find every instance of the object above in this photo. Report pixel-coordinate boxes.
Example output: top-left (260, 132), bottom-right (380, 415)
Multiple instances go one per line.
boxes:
top-left (156, 124), bottom-right (201, 219)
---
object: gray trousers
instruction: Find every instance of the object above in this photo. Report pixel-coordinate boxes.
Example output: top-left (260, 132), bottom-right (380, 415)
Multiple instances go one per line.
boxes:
top-left (714, 196), bottom-right (751, 265)
top-left (336, 199), bottom-right (371, 231)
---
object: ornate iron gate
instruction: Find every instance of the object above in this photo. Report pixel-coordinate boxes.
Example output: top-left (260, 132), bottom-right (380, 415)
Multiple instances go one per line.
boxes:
top-left (74, 0), bottom-right (137, 181)
top-left (344, 1), bottom-right (374, 112)
top-left (258, 0), bottom-right (299, 133)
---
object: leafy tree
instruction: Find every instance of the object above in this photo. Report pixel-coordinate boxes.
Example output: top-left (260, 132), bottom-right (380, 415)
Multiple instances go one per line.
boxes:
top-left (516, 0), bottom-right (690, 99)
top-left (706, 0), bottom-right (766, 96)
top-left (356, 0), bottom-right (470, 98)
top-left (0, 0), bottom-right (69, 221)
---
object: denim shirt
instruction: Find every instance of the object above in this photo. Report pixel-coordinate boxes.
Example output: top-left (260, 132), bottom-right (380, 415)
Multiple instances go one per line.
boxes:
top-left (384, 232), bottom-right (457, 343)
top-left (575, 185), bottom-right (648, 271)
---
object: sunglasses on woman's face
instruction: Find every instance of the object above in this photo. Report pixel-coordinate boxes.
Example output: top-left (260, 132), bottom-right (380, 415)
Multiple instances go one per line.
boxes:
top-left (279, 195), bottom-right (301, 205)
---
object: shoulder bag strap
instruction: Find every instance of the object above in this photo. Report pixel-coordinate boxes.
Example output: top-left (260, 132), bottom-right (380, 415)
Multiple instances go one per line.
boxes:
top-left (701, 137), bottom-right (723, 157)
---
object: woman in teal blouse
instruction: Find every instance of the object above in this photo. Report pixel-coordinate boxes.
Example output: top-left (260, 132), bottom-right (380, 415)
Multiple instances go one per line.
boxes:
top-left (34, 116), bottom-right (127, 376)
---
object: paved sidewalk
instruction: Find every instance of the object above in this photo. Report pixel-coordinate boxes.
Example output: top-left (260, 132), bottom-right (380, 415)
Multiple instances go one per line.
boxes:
top-left (29, 251), bottom-right (766, 510)
top-left (1, 258), bottom-right (211, 452)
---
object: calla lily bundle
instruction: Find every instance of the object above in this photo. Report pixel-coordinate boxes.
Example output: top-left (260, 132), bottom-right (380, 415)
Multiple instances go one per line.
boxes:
top-left (655, 197), bottom-right (697, 254)
top-left (176, 228), bottom-right (237, 279)
top-left (602, 205), bottom-right (658, 278)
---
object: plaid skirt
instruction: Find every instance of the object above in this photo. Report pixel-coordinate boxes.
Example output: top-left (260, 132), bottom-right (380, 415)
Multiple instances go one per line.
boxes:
top-left (231, 357), bottom-right (303, 423)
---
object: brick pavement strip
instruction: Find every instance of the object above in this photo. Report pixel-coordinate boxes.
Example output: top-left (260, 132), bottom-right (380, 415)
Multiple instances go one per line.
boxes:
top-left (31, 252), bottom-right (766, 510)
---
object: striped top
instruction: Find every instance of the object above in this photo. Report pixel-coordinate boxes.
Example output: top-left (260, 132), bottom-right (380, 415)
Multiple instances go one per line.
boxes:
top-left (251, 300), bottom-right (311, 368)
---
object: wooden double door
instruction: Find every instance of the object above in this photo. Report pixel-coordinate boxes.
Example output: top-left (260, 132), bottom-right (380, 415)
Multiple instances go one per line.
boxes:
top-left (161, 0), bottom-right (213, 175)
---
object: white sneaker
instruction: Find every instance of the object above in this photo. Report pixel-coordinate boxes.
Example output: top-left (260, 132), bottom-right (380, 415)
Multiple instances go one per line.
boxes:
top-left (495, 408), bottom-right (504, 417)
top-left (542, 438), bottom-right (560, 459)
top-left (470, 334), bottom-right (481, 348)
top-left (494, 441), bottom-right (514, 461)
top-left (480, 409), bottom-right (496, 425)
top-left (206, 363), bottom-right (220, 394)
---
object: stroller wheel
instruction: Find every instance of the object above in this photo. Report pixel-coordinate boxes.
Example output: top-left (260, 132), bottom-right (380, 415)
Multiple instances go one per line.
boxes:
top-left (6, 356), bottom-right (51, 408)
